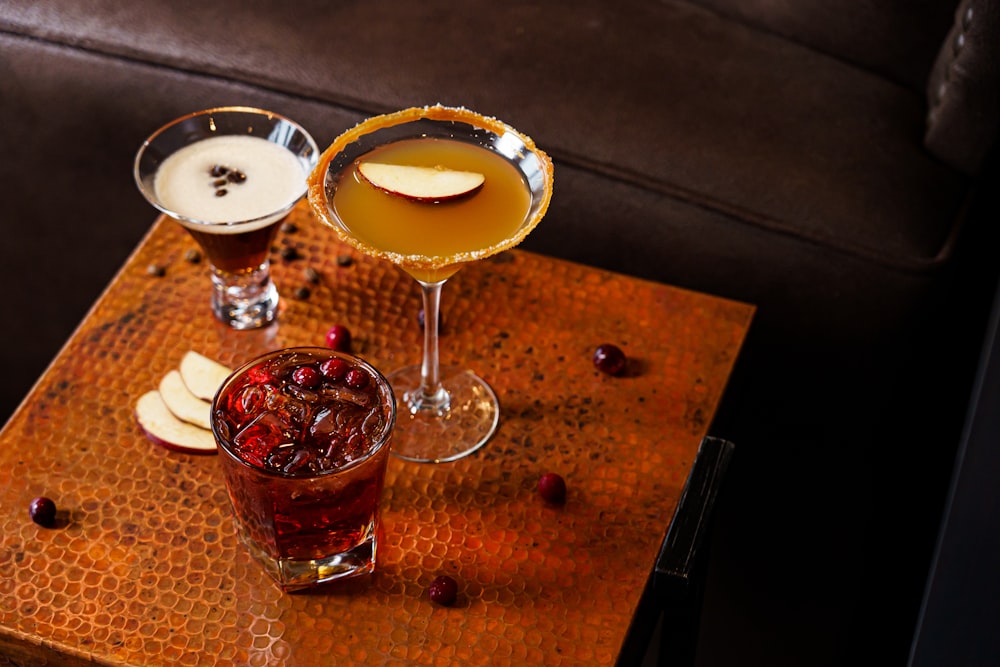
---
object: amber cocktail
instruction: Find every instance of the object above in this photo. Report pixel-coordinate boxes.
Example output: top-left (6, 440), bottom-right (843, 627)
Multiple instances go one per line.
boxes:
top-left (134, 107), bottom-right (317, 329)
top-left (211, 347), bottom-right (396, 590)
top-left (308, 105), bottom-right (554, 463)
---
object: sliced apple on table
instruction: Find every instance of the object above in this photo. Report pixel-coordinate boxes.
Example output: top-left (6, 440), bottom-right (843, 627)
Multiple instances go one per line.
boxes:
top-left (158, 369), bottom-right (212, 430)
top-left (179, 350), bottom-right (233, 401)
top-left (357, 162), bottom-right (485, 202)
top-left (135, 390), bottom-right (218, 454)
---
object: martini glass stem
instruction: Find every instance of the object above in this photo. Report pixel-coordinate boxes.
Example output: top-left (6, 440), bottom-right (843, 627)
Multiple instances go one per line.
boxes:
top-left (411, 279), bottom-right (450, 413)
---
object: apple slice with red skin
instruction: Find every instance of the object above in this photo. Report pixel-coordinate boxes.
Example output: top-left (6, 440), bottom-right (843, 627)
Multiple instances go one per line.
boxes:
top-left (159, 369), bottom-right (212, 430)
top-left (357, 162), bottom-right (485, 202)
top-left (179, 351), bottom-right (233, 401)
top-left (135, 390), bottom-right (218, 453)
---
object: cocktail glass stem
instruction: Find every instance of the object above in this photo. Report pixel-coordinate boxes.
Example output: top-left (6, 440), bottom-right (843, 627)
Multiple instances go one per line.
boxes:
top-left (386, 278), bottom-right (499, 464)
top-left (408, 280), bottom-right (450, 415)
top-left (209, 260), bottom-right (279, 330)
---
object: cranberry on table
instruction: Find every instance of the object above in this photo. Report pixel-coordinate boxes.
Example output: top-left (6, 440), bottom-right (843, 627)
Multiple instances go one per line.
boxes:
top-left (428, 575), bottom-right (458, 606)
top-left (538, 472), bottom-right (567, 504)
top-left (29, 496), bottom-right (57, 527)
top-left (325, 325), bottom-right (352, 352)
top-left (593, 343), bottom-right (627, 376)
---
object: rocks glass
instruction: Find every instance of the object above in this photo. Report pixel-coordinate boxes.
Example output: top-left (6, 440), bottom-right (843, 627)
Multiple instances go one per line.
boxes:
top-left (134, 107), bottom-right (317, 329)
top-left (211, 347), bottom-right (396, 590)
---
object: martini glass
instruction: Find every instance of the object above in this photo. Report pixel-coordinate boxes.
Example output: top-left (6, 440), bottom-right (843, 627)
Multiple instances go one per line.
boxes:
top-left (134, 107), bottom-right (318, 329)
top-left (307, 106), bottom-right (554, 463)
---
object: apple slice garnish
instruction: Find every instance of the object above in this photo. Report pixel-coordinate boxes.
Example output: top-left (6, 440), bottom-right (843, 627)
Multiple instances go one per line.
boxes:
top-left (179, 351), bottom-right (233, 401)
top-left (135, 390), bottom-right (218, 454)
top-left (357, 162), bottom-right (485, 202)
top-left (159, 369), bottom-right (212, 430)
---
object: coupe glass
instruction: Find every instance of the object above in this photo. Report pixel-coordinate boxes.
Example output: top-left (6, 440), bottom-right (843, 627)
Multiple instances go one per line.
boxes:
top-left (307, 106), bottom-right (554, 463)
top-left (134, 107), bottom-right (318, 329)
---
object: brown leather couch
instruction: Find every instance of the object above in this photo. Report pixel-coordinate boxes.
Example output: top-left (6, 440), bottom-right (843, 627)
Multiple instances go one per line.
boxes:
top-left (2, 1), bottom-right (997, 664)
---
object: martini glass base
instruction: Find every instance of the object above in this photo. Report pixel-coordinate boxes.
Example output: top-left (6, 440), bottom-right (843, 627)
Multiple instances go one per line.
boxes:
top-left (387, 364), bottom-right (499, 463)
top-left (210, 263), bottom-right (278, 330)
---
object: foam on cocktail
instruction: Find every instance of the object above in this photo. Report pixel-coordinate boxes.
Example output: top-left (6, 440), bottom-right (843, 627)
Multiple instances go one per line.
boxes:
top-left (154, 135), bottom-right (306, 233)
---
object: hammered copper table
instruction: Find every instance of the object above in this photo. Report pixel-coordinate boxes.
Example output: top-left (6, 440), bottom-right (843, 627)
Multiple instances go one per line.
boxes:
top-left (0, 203), bottom-right (753, 666)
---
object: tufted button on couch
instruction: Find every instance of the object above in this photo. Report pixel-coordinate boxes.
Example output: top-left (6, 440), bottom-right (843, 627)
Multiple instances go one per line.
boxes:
top-left (2, 1), bottom-right (998, 663)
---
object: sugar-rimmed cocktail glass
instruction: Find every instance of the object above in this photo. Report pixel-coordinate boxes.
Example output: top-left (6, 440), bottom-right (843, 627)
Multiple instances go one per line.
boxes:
top-left (134, 107), bottom-right (318, 329)
top-left (211, 347), bottom-right (396, 590)
top-left (307, 105), bottom-right (554, 463)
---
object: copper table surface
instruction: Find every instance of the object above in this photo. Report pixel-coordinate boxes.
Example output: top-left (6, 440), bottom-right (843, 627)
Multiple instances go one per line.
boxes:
top-left (0, 203), bottom-right (753, 666)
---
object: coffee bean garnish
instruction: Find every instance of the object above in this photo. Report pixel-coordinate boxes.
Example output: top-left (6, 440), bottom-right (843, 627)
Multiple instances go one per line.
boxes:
top-left (304, 266), bottom-right (321, 284)
top-left (146, 264), bottom-right (166, 277)
top-left (208, 164), bottom-right (246, 197)
top-left (184, 249), bottom-right (202, 264)
top-left (294, 286), bottom-right (311, 300)
top-left (337, 254), bottom-right (353, 267)
top-left (281, 221), bottom-right (298, 234)
top-left (280, 246), bottom-right (300, 261)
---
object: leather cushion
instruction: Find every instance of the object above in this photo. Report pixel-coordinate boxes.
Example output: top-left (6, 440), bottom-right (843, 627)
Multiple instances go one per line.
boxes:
top-left (689, 0), bottom-right (958, 92)
top-left (1, 0), bottom-right (970, 267)
top-left (0, 0), bottom-right (974, 351)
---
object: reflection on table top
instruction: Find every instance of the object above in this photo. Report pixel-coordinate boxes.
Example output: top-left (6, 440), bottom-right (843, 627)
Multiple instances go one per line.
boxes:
top-left (0, 203), bottom-right (752, 666)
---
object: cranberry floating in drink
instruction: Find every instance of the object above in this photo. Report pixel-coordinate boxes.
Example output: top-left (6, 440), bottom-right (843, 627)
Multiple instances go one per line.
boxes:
top-left (134, 107), bottom-right (318, 329)
top-left (211, 347), bottom-right (396, 591)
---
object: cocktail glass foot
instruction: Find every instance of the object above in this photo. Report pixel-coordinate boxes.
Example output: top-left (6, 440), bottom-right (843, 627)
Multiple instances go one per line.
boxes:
top-left (210, 261), bottom-right (279, 329)
top-left (387, 364), bottom-right (499, 463)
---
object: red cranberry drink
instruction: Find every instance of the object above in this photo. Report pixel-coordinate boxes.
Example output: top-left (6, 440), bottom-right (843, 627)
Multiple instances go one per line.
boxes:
top-left (211, 347), bottom-right (396, 591)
